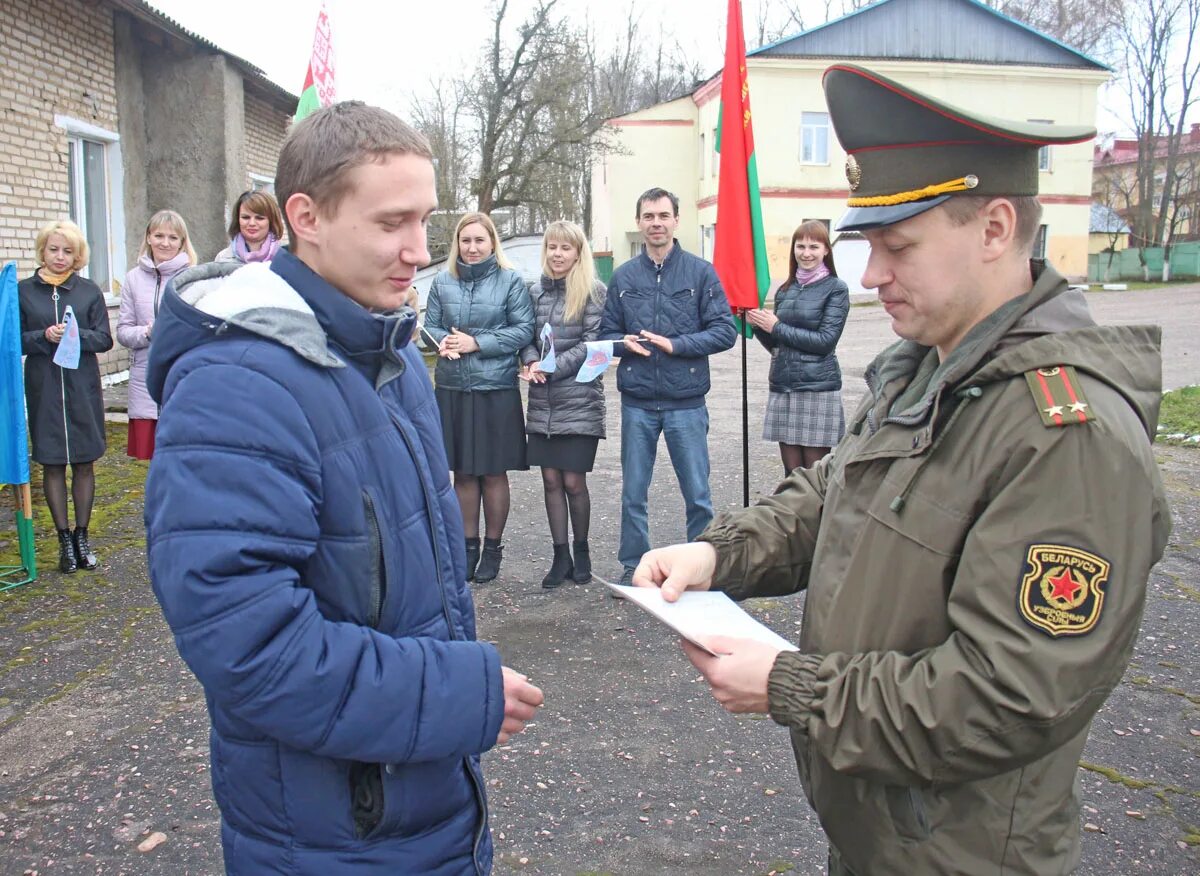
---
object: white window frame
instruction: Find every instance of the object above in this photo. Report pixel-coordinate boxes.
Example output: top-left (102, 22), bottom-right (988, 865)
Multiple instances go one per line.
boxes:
top-left (249, 172), bottom-right (276, 195)
top-left (56, 115), bottom-right (126, 304)
top-left (800, 112), bottom-right (830, 166)
top-left (699, 132), bottom-right (707, 180)
top-left (1029, 119), bottom-right (1053, 172)
top-left (711, 127), bottom-right (719, 177)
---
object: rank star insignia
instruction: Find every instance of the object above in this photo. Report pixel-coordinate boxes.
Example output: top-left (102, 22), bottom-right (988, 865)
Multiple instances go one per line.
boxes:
top-left (845, 154), bottom-right (862, 191)
top-left (1019, 544), bottom-right (1110, 637)
top-left (1043, 404), bottom-right (1064, 418)
top-left (1069, 401), bottom-right (1088, 414)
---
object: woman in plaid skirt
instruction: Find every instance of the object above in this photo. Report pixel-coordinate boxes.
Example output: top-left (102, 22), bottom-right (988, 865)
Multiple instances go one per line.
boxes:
top-left (746, 221), bottom-right (850, 473)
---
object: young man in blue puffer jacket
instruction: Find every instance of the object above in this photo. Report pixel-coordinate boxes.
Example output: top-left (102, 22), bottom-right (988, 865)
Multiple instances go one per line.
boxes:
top-left (599, 187), bottom-right (737, 585)
top-left (143, 102), bottom-right (544, 876)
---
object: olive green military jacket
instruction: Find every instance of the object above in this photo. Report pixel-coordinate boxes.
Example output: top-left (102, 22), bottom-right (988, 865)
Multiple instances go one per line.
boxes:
top-left (699, 264), bottom-right (1171, 875)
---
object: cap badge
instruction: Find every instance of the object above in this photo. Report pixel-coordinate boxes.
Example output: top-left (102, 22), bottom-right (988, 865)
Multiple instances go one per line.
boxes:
top-left (845, 154), bottom-right (862, 191)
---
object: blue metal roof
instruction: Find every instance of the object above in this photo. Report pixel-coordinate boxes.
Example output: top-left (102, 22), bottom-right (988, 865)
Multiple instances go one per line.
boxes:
top-left (749, 0), bottom-right (1110, 71)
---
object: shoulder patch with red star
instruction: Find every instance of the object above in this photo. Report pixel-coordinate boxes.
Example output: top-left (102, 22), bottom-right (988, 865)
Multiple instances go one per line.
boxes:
top-left (1018, 544), bottom-right (1111, 637)
top-left (1024, 366), bottom-right (1095, 428)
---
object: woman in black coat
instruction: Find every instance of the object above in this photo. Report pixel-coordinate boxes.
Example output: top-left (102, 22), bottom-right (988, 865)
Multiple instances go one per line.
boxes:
top-left (18, 220), bottom-right (113, 572)
top-left (746, 220), bottom-right (850, 474)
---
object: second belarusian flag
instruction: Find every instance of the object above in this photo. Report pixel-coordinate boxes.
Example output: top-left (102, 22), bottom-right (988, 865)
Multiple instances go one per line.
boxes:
top-left (712, 0), bottom-right (769, 333)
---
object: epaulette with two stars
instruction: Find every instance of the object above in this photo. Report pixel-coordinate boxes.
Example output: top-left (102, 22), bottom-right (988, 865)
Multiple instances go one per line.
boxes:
top-left (1024, 365), bottom-right (1095, 427)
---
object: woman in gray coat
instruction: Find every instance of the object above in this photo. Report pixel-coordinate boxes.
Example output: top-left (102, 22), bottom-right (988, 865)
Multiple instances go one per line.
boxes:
top-left (519, 221), bottom-right (606, 589)
top-left (426, 213), bottom-right (535, 584)
top-left (747, 220), bottom-right (850, 473)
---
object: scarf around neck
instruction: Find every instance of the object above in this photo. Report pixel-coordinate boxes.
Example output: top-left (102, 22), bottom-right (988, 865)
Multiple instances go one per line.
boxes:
top-left (234, 232), bottom-right (280, 263)
top-left (795, 264), bottom-right (831, 286)
top-left (37, 267), bottom-right (73, 287)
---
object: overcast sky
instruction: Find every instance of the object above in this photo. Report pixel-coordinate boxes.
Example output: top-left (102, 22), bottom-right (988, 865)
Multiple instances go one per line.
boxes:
top-left (146, 0), bottom-right (1138, 134)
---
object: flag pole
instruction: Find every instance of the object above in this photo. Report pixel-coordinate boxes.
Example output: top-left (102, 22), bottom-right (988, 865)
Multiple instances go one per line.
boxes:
top-left (741, 308), bottom-right (749, 508)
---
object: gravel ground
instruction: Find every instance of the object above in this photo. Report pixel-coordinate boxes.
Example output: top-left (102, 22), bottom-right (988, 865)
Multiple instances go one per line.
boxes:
top-left (1, 285), bottom-right (1197, 875)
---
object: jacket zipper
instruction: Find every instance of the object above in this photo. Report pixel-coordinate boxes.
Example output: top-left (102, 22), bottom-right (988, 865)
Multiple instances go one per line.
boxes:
top-left (53, 290), bottom-right (71, 461)
top-left (361, 490), bottom-right (386, 627)
top-left (653, 262), bottom-right (662, 408)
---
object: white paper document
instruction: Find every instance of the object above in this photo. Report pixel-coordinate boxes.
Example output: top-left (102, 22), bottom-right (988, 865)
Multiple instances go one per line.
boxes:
top-left (605, 581), bottom-right (799, 656)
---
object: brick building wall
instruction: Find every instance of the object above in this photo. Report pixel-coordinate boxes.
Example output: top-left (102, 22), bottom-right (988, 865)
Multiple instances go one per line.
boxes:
top-left (243, 88), bottom-right (287, 188)
top-left (0, 0), bottom-right (118, 274)
top-left (0, 0), bottom-right (126, 376)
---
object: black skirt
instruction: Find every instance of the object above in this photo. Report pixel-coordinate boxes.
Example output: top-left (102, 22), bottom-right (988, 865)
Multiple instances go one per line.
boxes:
top-left (436, 387), bottom-right (528, 475)
top-left (526, 433), bottom-right (600, 473)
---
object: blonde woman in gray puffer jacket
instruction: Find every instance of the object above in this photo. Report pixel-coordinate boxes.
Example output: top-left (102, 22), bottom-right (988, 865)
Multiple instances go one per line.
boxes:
top-left (519, 221), bottom-right (606, 590)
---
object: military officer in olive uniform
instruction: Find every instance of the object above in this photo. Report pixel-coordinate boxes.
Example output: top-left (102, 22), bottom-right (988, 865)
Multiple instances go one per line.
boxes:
top-left (631, 64), bottom-right (1172, 875)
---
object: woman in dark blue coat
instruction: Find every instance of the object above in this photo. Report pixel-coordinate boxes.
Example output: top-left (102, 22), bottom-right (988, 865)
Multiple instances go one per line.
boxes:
top-left (746, 220), bottom-right (850, 473)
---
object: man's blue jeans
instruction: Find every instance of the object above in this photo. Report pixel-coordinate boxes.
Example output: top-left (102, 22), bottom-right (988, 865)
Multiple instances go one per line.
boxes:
top-left (619, 403), bottom-right (714, 570)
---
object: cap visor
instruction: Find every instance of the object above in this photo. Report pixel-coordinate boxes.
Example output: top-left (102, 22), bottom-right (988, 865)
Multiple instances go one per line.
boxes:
top-left (835, 195), bottom-right (951, 232)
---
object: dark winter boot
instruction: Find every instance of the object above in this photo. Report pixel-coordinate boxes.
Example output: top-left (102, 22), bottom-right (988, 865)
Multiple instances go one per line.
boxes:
top-left (465, 537), bottom-right (481, 582)
top-left (72, 526), bottom-right (98, 570)
top-left (57, 528), bottom-right (77, 574)
top-left (474, 538), bottom-right (503, 583)
top-left (571, 539), bottom-right (592, 584)
top-left (541, 544), bottom-right (574, 590)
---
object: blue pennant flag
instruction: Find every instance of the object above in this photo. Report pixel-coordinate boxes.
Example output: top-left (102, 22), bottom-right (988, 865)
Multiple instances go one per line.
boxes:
top-left (538, 321), bottom-right (557, 374)
top-left (52, 304), bottom-right (80, 370)
top-left (1, 262), bottom-right (30, 484)
top-left (575, 340), bottom-right (613, 383)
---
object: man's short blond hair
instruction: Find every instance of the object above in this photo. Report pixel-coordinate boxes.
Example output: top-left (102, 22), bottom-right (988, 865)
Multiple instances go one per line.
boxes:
top-left (35, 220), bottom-right (89, 270)
top-left (275, 101), bottom-right (433, 240)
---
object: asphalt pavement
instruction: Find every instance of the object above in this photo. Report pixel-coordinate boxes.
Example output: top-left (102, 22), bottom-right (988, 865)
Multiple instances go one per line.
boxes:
top-left (0, 286), bottom-right (1197, 875)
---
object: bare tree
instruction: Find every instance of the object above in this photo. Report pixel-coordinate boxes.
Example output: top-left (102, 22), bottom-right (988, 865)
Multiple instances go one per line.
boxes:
top-left (751, 0), bottom-right (808, 50)
top-left (989, 0), bottom-right (1125, 57)
top-left (1118, 0), bottom-right (1200, 279)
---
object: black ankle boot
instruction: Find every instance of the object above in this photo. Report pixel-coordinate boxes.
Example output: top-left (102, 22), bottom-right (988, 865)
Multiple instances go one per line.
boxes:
top-left (465, 537), bottom-right (481, 582)
top-left (72, 526), bottom-right (98, 570)
top-left (474, 538), bottom-right (503, 583)
top-left (571, 539), bottom-right (592, 584)
top-left (541, 544), bottom-right (573, 590)
top-left (57, 528), bottom-right (77, 573)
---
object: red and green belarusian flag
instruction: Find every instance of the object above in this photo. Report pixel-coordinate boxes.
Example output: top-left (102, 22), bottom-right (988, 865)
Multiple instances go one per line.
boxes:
top-left (712, 0), bottom-right (769, 335)
top-left (294, 1), bottom-right (336, 123)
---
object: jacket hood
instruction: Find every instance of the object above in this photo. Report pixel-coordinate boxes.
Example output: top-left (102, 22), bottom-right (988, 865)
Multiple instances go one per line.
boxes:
top-left (146, 260), bottom-right (344, 405)
top-left (870, 263), bottom-right (1163, 440)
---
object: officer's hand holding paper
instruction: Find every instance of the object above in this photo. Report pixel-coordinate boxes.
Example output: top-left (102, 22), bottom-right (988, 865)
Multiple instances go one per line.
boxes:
top-left (613, 542), bottom-right (797, 716)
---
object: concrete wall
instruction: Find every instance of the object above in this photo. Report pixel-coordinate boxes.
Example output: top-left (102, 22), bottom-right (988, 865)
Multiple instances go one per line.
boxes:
top-left (601, 58), bottom-right (1105, 280)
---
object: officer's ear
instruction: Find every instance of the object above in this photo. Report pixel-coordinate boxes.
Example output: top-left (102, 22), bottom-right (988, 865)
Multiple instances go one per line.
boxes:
top-left (979, 198), bottom-right (1019, 264)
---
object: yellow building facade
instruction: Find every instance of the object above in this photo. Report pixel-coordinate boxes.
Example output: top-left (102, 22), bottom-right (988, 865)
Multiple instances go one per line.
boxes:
top-left (591, 0), bottom-right (1108, 284)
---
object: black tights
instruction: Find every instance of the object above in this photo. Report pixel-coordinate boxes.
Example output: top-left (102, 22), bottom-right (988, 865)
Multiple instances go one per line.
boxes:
top-left (540, 467), bottom-right (590, 545)
top-left (42, 462), bottom-right (95, 531)
top-left (454, 472), bottom-right (510, 540)
top-left (780, 444), bottom-right (830, 476)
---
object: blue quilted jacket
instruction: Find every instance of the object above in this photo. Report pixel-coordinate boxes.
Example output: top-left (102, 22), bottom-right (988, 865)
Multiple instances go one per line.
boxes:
top-left (144, 250), bottom-right (503, 875)
top-left (424, 256), bottom-right (534, 392)
top-left (599, 242), bottom-right (736, 410)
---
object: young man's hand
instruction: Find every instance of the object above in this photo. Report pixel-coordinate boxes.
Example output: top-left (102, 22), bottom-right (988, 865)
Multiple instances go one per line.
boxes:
top-left (498, 666), bottom-right (544, 744)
